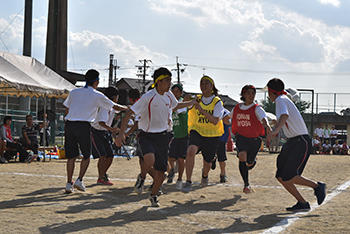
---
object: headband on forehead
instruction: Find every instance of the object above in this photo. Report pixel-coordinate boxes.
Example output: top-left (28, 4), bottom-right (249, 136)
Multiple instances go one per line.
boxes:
top-left (84, 77), bottom-right (99, 88)
top-left (151, 74), bottom-right (170, 88)
top-left (201, 76), bottom-right (214, 85)
top-left (268, 87), bottom-right (287, 96)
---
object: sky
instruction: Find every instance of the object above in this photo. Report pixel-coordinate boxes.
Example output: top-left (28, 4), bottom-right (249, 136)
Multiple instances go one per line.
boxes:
top-left (1, 0), bottom-right (350, 112)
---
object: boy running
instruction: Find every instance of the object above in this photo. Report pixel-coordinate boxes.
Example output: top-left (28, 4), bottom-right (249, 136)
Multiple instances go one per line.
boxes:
top-left (266, 78), bottom-right (326, 211)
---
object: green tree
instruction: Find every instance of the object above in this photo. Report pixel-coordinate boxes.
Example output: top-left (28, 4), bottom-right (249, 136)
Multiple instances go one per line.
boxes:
top-left (261, 98), bottom-right (311, 114)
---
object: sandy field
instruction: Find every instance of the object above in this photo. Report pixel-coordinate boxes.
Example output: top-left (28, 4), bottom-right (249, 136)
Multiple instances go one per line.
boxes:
top-left (0, 152), bottom-right (350, 234)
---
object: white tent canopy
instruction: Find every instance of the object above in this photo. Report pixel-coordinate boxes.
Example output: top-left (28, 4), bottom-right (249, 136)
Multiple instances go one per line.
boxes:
top-left (0, 51), bottom-right (76, 98)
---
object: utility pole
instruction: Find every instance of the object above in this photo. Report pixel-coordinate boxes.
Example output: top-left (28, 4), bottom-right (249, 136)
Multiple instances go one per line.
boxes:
top-left (113, 59), bottom-right (119, 85)
top-left (108, 54), bottom-right (114, 87)
top-left (136, 59), bottom-right (152, 93)
top-left (172, 56), bottom-right (187, 84)
top-left (23, 0), bottom-right (33, 57)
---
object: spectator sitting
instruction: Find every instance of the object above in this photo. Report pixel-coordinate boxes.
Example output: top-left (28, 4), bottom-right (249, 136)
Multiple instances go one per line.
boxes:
top-left (39, 113), bottom-right (50, 146)
top-left (332, 141), bottom-right (341, 155)
top-left (340, 142), bottom-right (349, 155)
top-left (21, 115), bottom-right (40, 162)
top-left (330, 127), bottom-right (338, 145)
top-left (321, 140), bottom-right (332, 155)
top-left (312, 136), bottom-right (321, 154)
top-left (0, 116), bottom-right (32, 162)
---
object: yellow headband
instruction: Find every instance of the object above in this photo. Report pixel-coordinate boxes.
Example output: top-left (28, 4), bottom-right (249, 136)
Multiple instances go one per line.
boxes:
top-left (201, 76), bottom-right (214, 85)
top-left (151, 74), bottom-right (170, 88)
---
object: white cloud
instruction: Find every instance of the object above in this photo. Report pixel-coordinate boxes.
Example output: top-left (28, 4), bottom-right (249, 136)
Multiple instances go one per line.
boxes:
top-left (318, 0), bottom-right (341, 7)
top-left (148, 0), bottom-right (350, 72)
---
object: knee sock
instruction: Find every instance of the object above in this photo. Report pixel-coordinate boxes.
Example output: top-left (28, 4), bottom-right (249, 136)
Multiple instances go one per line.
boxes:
top-left (239, 161), bottom-right (249, 187)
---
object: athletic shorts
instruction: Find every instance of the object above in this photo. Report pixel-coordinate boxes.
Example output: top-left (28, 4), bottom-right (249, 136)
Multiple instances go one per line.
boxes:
top-left (235, 134), bottom-right (261, 164)
top-left (91, 128), bottom-right (114, 159)
top-left (189, 130), bottom-right (219, 163)
top-left (276, 135), bottom-right (311, 181)
top-left (138, 131), bottom-right (169, 172)
top-left (64, 121), bottom-right (91, 159)
top-left (216, 140), bottom-right (227, 162)
top-left (169, 136), bottom-right (188, 159)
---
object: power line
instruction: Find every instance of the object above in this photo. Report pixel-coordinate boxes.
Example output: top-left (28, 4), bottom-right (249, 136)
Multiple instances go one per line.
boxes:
top-left (186, 64), bottom-right (350, 76)
top-left (0, 7), bottom-right (25, 37)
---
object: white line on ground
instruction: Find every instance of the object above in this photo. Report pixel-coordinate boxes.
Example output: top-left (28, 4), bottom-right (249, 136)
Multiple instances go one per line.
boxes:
top-left (261, 179), bottom-right (350, 234)
top-left (0, 172), bottom-right (312, 190)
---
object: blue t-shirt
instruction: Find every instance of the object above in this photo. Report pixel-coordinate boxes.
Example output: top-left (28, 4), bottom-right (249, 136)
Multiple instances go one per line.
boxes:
top-left (219, 123), bottom-right (231, 142)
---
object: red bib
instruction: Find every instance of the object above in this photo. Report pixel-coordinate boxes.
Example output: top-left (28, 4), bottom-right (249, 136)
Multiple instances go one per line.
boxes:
top-left (231, 104), bottom-right (265, 138)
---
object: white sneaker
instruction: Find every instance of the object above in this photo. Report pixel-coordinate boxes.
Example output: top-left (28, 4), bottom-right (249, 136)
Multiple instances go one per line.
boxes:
top-left (74, 179), bottom-right (86, 192)
top-left (176, 180), bottom-right (183, 190)
top-left (65, 182), bottom-right (74, 193)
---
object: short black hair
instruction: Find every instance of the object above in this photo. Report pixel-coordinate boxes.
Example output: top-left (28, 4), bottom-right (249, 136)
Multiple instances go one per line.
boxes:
top-left (171, 83), bottom-right (183, 92)
top-left (240, 85), bottom-right (256, 101)
top-left (267, 78), bottom-right (285, 92)
top-left (152, 67), bottom-right (172, 83)
top-left (128, 88), bottom-right (140, 100)
top-left (104, 87), bottom-right (119, 100)
top-left (3, 116), bottom-right (12, 124)
top-left (85, 69), bottom-right (100, 85)
top-left (26, 114), bottom-right (33, 120)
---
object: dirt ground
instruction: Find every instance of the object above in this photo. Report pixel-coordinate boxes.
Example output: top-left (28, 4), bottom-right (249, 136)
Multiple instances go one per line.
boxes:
top-left (0, 152), bottom-right (350, 234)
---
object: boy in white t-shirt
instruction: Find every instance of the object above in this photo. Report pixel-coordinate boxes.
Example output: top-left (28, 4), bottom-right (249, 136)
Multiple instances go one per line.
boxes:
top-left (266, 78), bottom-right (326, 212)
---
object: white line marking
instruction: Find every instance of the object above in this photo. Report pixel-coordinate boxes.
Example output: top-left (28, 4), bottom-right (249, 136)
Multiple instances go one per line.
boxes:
top-left (262, 179), bottom-right (350, 234)
top-left (0, 172), bottom-right (312, 190)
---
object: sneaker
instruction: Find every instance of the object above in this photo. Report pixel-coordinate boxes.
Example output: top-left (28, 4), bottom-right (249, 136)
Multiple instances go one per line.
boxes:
top-left (220, 175), bottom-right (227, 183)
top-left (314, 182), bottom-right (326, 205)
top-left (243, 186), bottom-right (254, 194)
top-left (176, 180), bottom-right (183, 190)
top-left (149, 195), bottom-right (160, 207)
top-left (211, 158), bottom-right (217, 170)
top-left (0, 156), bottom-right (8, 164)
top-left (286, 201), bottom-right (311, 212)
top-left (182, 181), bottom-right (192, 193)
top-left (167, 169), bottom-right (175, 183)
top-left (97, 178), bottom-right (114, 185)
top-left (65, 182), bottom-right (74, 194)
top-left (25, 154), bottom-right (36, 163)
top-left (74, 178), bottom-right (86, 192)
top-left (200, 177), bottom-right (209, 187)
top-left (134, 174), bottom-right (144, 194)
top-left (36, 155), bottom-right (41, 162)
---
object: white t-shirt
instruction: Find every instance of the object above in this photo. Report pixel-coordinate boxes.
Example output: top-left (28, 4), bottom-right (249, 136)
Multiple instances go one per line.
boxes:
top-left (91, 108), bottom-right (117, 131)
top-left (312, 138), bottom-right (320, 146)
top-left (201, 95), bottom-right (224, 118)
top-left (275, 95), bottom-right (308, 138)
top-left (322, 143), bottom-right (331, 149)
top-left (130, 88), bottom-right (178, 133)
top-left (331, 129), bottom-right (338, 138)
top-left (64, 86), bottom-right (116, 122)
top-left (314, 128), bottom-right (324, 137)
top-left (235, 103), bottom-right (267, 122)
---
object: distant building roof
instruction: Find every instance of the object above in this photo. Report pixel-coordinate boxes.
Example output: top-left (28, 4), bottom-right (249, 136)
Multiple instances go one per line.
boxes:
top-left (116, 78), bottom-right (153, 92)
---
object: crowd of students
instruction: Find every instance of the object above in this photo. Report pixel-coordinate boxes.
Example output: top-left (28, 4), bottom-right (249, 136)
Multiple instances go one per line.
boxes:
top-left (59, 68), bottom-right (326, 212)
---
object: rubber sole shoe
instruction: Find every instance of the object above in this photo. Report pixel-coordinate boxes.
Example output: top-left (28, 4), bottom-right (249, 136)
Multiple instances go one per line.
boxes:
top-left (134, 174), bottom-right (144, 194)
top-left (200, 177), bottom-right (209, 187)
top-left (220, 175), bottom-right (227, 183)
top-left (176, 180), bottom-right (183, 190)
top-left (314, 182), bottom-right (326, 205)
top-left (65, 182), bottom-right (74, 194)
top-left (167, 169), bottom-right (175, 183)
top-left (182, 181), bottom-right (192, 193)
top-left (149, 195), bottom-right (160, 207)
top-left (243, 186), bottom-right (254, 194)
top-left (74, 179), bottom-right (86, 192)
top-left (286, 201), bottom-right (310, 212)
top-left (97, 178), bottom-right (114, 185)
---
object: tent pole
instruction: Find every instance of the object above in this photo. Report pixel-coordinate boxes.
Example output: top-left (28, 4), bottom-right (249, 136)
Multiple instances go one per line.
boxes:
top-left (5, 95), bottom-right (8, 114)
top-left (43, 95), bottom-right (47, 162)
